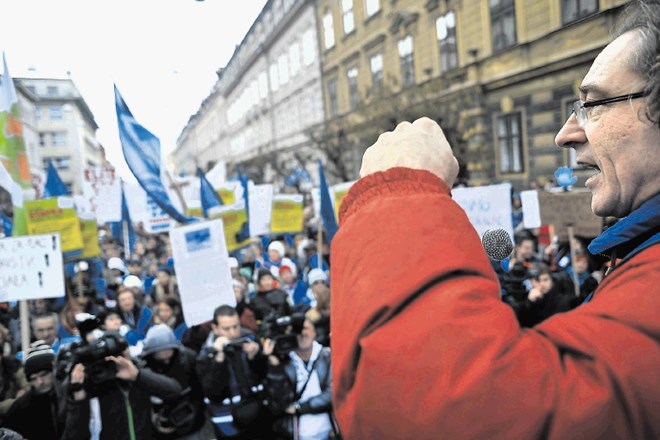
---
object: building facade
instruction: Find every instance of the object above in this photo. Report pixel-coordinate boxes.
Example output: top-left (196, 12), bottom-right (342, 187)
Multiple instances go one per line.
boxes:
top-left (173, 0), bottom-right (326, 188)
top-left (315, 0), bottom-right (629, 189)
top-left (15, 77), bottom-right (106, 195)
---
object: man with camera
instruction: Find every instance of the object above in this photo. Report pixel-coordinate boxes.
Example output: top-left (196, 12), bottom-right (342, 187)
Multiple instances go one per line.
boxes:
top-left (197, 305), bottom-right (271, 439)
top-left (62, 315), bottom-right (182, 440)
top-left (265, 318), bottom-right (334, 440)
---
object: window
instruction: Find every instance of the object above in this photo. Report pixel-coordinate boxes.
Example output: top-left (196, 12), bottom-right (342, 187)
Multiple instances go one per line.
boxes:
top-left (270, 63), bottom-right (280, 92)
top-left (44, 156), bottom-right (71, 171)
top-left (496, 112), bottom-right (524, 174)
top-left (278, 54), bottom-right (289, 85)
top-left (561, 0), bottom-right (598, 25)
top-left (52, 131), bottom-right (67, 147)
top-left (365, 0), bottom-right (380, 17)
top-left (258, 71), bottom-right (269, 99)
top-left (342, 0), bottom-right (355, 34)
top-left (370, 53), bottom-right (383, 97)
top-left (302, 29), bottom-right (316, 65)
top-left (490, 0), bottom-right (516, 52)
top-left (323, 13), bottom-right (335, 49)
top-left (47, 86), bottom-right (58, 96)
top-left (327, 78), bottom-right (338, 117)
top-left (39, 133), bottom-right (46, 147)
top-left (398, 35), bottom-right (415, 87)
top-left (436, 11), bottom-right (458, 72)
top-left (289, 43), bottom-right (301, 76)
top-left (347, 67), bottom-right (359, 110)
top-left (48, 106), bottom-right (63, 121)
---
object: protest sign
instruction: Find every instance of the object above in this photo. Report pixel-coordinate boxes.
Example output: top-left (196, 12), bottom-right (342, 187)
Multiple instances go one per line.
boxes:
top-left (79, 218), bottom-right (101, 259)
top-left (452, 183), bottom-right (513, 241)
top-left (0, 233), bottom-right (64, 302)
top-left (248, 183), bottom-right (273, 237)
top-left (537, 190), bottom-right (602, 239)
top-left (24, 197), bottom-right (83, 260)
top-left (82, 167), bottom-right (122, 224)
top-left (209, 201), bottom-right (251, 252)
top-left (271, 194), bottom-right (304, 234)
top-left (169, 219), bottom-right (235, 326)
top-left (332, 181), bottom-right (355, 221)
top-left (145, 195), bottom-right (174, 233)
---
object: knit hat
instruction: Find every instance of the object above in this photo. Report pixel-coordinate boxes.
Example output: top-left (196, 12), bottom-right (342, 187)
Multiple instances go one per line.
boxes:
top-left (24, 340), bottom-right (55, 378)
top-left (107, 257), bottom-right (128, 275)
top-left (257, 268), bottom-right (274, 284)
top-left (307, 268), bottom-right (328, 286)
top-left (268, 241), bottom-right (285, 258)
top-left (123, 275), bottom-right (143, 290)
top-left (141, 324), bottom-right (179, 357)
top-left (279, 260), bottom-right (297, 277)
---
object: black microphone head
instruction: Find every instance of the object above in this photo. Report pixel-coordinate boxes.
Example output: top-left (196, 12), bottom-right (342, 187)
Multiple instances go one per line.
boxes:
top-left (481, 228), bottom-right (514, 261)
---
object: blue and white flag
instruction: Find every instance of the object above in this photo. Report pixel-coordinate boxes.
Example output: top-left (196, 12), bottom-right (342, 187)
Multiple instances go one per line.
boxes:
top-left (43, 160), bottom-right (69, 198)
top-left (109, 182), bottom-right (136, 256)
top-left (318, 160), bottom-right (338, 245)
top-left (114, 85), bottom-right (194, 225)
top-left (198, 166), bottom-right (222, 218)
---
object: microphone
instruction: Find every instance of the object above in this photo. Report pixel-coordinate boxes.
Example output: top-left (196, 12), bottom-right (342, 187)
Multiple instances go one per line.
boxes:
top-left (481, 228), bottom-right (514, 261)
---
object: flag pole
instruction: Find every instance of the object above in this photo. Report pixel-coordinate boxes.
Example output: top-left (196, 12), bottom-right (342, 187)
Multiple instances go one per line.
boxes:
top-left (20, 300), bottom-right (30, 357)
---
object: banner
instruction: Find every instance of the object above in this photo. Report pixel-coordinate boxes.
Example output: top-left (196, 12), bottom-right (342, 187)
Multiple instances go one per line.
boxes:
top-left (271, 194), bottom-right (304, 234)
top-left (452, 183), bottom-right (513, 241)
top-left (169, 219), bottom-right (235, 326)
top-left (248, 183), bottom-right (273, 237)
top-left (82, 167), bottom-right (122, 224)
top-left (0, 233), bottom-right (65, 302)
top-left (79, 218), bottom-right (101, 259)
top-left (209, 201), bottom-right (250, 252)
top-left (24, 197), bottom-right (83, 259)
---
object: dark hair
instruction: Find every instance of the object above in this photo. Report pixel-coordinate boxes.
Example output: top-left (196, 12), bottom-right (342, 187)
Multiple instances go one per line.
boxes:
top-left (213, 304), bottom-right (238, 323)
top-left (615, 0), bottom-right (660, 128)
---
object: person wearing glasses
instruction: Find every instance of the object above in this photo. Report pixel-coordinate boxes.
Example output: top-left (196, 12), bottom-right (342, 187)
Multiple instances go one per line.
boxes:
top-left (330, 1), bottom-right (660, 439)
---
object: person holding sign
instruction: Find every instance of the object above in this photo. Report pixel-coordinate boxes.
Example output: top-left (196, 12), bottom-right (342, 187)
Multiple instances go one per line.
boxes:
top-left (330, 1), bottom-right (660, 438)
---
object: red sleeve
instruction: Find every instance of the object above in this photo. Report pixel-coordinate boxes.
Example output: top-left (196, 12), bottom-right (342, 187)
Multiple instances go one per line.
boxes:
top-left (331, 167), bottom-right (660, 439)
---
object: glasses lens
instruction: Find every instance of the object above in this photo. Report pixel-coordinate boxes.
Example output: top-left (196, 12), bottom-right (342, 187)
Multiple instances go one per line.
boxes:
top-left (572, 101), bottom-right (585, 125)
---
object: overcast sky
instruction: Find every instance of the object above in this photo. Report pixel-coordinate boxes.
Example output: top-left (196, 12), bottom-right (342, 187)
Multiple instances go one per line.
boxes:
top-left (1, 0), bottom-right (268, 181)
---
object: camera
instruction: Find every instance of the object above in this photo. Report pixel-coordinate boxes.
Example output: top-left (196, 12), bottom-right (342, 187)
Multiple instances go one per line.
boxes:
top-left (64, 313), bottom-right (129, 393)
top-left (259, 311), bottom-right (306, 359)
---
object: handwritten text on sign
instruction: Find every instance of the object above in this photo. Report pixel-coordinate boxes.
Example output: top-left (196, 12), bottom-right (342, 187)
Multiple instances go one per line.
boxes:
top-left (0, 233), bottom-right (65, 302)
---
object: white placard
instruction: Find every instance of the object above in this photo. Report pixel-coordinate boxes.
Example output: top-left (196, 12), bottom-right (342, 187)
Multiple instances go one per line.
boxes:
top-left (0, 233), bottom-right (65, 302)
top-left (145, 195), bottom-right (174, 233)
top-left (82, 167), bottom-right (122, 224)
top-left (452, 183), bottom-right (514, 240)
top-left (248, 183), bottom-right (273, 237)
top-left (520, 190), bottom-right (542, 229)
top-left (169, 219), bottom-right (235, 326)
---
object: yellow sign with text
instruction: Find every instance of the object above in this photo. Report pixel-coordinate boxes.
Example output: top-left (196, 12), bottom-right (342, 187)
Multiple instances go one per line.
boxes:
top-left (80, 219), bottom-right (101, 259)
top-left (24, 197), bottom-right (83, 258)
top-left (271, 194), bottom-right (304, 234)
top-left (209, 202), bottom-right (250, 252)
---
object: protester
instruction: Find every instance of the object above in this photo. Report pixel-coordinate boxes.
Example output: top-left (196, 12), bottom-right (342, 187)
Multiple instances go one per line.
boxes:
top-left (330, 1), bottom-right (660, 437)
top-left (2, 341), bottom-right (63, 439)
top-left (265, 318), bottom-right (334, 440)
top-left (305, 269), bottom-right (331, 347)
top-left (0, 325), bottom-right (28, 425)
top-left (250, 268), bottom-right (291, 324)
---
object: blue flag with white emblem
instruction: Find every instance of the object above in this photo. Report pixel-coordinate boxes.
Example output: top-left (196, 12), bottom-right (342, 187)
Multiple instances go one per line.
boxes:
top-left (114, 85), bottom-right (194, 225)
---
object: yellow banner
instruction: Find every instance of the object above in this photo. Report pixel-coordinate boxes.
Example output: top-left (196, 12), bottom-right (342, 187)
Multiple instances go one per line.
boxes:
top-left (271, 195), bottom-right (304, 234)
top-left (80, 219), bottom-right (101, 259)
top-left (209, 204), bottom-right (250, 252)
top-left (217, 188), bottom-right (236, 205)
top-left (24, 198), bottom-right (83, 257)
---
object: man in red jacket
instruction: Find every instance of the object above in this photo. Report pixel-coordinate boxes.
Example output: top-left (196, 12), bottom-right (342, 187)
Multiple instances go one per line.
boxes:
top-left (331, 1), bottom-right (660, 438)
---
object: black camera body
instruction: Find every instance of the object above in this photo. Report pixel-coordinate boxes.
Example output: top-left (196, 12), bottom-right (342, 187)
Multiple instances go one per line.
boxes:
top-left (259, 312), bottom-right (306, 359)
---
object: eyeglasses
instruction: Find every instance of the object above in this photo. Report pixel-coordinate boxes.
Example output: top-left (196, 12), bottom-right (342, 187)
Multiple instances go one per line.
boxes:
top-left (571, 91), bottom-right (648, 126)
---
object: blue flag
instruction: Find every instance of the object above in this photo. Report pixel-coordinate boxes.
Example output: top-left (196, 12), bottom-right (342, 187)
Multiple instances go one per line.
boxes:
top-left (318, 160), bottom-right (338, 245)
top-left (236, 168), bottom-right (250, 242)
top-left (114, 85), bottom-right (194, 224)
top-left (198, 166), bottom-right (222, 218)
top-left (43, 160), bottom-right (69, 198)
top-left (110, 182), bottom-right (136, 257)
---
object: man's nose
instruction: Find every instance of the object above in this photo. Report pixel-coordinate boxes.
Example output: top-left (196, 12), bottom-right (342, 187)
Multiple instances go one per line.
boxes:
top-left (555, 113), bottom-right (586, 149)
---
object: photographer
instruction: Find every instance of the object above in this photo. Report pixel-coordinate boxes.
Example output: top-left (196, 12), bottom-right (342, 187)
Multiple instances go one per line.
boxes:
top-left (63, 316), bottom-right (182, 440)
top-left (197, 305), bottom-right (270, 439)
top-left (140, 324), bottom-right (207, 439)
top-left (265, 318), bottom-right (334, 440)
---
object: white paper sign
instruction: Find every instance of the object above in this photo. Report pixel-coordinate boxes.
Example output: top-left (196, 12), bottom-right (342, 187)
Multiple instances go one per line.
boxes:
top-left (452, 183), bottom-right (514, 240)
top-left (520, 190), bottom-right (542, 229)
top-left (0, 233), bottom-right (65, 302)
top-left (248, 183), bottom-right (273, 237)
top-left (82, 167), bottom-right (122, 224)
top-left (169, 219), bottom-right (235, 326)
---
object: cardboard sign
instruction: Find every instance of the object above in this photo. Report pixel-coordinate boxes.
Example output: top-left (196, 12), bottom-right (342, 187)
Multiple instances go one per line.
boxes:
top-left (82, 167), bottom-right (122, 224)
top-left (271, 194), bottom-right (304, 234)
top-left (0, 233), bottom-right (65, 301)
top-left (452, 183), bottom-right (514, 241)
top-left (79, 219), bottom-right (101, 259)
top-left (537, 190), bottom-right (602, 239)
top-left (24, 197), bottom-right (83, 260)
top-left (248, 183), bottom-right (273, 237)
top-left (169, 219), bottom-right (235, 326)
top-left (209, 201), bottom-right (251, 252)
